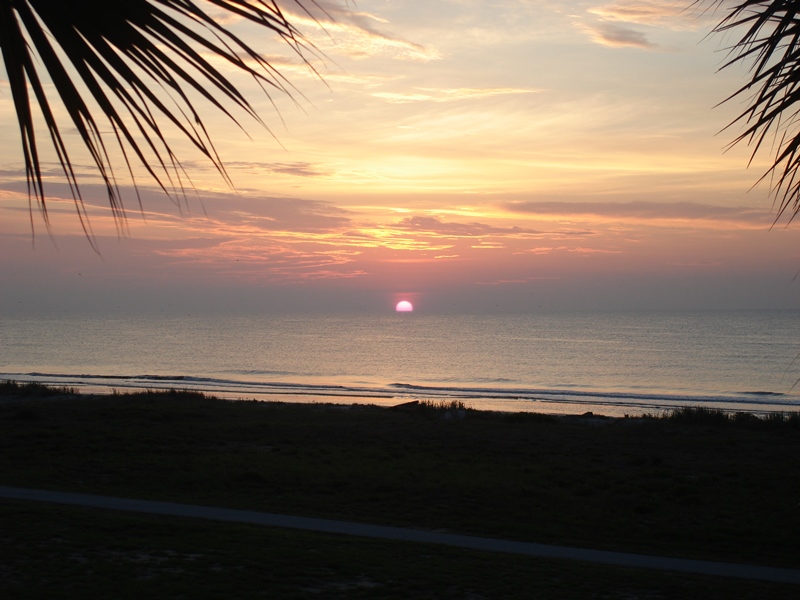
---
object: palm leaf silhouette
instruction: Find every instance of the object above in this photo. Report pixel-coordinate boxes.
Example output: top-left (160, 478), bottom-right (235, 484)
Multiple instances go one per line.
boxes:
top-left (0, 0), bottom-right (320, 240)
top-left (709, 0), bottom-right (800, 220)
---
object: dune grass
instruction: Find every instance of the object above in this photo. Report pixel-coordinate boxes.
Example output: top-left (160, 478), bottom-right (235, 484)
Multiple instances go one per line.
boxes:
top-left (661, 405), bottom-right (800, 428)
top-left (0, 380), bottom-right (78, 398)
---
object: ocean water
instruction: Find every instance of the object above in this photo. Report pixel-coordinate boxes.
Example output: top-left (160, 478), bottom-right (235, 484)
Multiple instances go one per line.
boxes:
top-left (2, 310), bottom-right (800, 417)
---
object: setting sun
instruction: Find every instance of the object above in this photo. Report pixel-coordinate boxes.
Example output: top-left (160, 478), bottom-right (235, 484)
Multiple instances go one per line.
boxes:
top-left (396, 300), bottom-right (413, 312)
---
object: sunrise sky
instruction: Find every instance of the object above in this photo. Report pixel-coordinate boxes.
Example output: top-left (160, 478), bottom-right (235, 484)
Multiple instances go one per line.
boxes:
top-left (2, 0), bottom-right (800, 315)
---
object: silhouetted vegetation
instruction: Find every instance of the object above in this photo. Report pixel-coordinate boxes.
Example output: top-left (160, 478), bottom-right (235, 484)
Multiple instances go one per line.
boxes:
top-left (0, 380), bottom-right (77, 398)
top-left (0, 0), bottom-right (318, 237)
top-left (1, 385), bottom-right (799, 597)
top-left (706, 0), bottom-right (800, 219)
top-left (661, 405), bottom-right (800, 429)
top-left (1, 386), bottom-right (798, 562)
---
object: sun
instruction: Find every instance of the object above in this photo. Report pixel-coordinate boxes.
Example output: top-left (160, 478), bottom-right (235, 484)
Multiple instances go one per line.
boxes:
top-left (396, 300), bottom-right (413, 312)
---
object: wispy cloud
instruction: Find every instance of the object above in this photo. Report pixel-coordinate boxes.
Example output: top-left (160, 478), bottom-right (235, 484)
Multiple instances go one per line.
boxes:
top-left (214, 196), bottom-right (352, 233)
top-left (280, 0), bottom-right (441, 62)
top-left (372, 87), bottom-right (540, 104)
top-left (569, 246), bottom-right (623, 254)
top-left (476, 276), bottom-right (561, 286)
top-left (582, 22), bottom-right (656, 49)
top-left (589, 1), bottom-right (684, 26)
top-left (152, 238), bottom-right (368, 283)
top-left (512, 245), bottom-right (621, 256)
top-left (504, 201), bottom-right (771, 226)
top-left (0, 179), bottom-right (353, 234)
top-left (581, 1), bottom-right (709, 49)
top-left (226, 161), bottom-right (334, 178)
top-left (588, 1), bottom-right (708, 29)
top-left (666, 260), bottom-right (722, 267)
top-left (514, 246), bottom-right (565, 255)
top-left (394, 215), bottom-right (542, 237)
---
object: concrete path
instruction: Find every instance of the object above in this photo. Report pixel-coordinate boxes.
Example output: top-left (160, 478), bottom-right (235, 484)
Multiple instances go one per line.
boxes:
top-left (2, 485), bottom-right (799, 585)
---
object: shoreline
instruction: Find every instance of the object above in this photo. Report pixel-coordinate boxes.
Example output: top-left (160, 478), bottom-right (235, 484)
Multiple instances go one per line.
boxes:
top-left (3, 373), bottom-right (799, 418)
top-left (0, 383), bottom-right (621, 422)
top-left (3, 381), bottom-right (800, 427)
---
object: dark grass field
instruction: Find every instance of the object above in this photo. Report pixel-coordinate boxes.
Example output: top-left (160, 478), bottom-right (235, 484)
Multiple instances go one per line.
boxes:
top-left (3, 500), bottom-right (797, 600)
top-left (1, 382), bottom-right (799, 598)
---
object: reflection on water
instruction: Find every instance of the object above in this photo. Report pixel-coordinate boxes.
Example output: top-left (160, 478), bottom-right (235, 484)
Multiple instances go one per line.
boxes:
top-left (2, 310), bottom-right (800, 416)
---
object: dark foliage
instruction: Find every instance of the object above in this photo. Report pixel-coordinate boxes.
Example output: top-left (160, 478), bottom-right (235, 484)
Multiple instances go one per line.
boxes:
top-left (709, 1), bottom-right (800, 220)
top-left (0, 0), bottom-right (318, 241)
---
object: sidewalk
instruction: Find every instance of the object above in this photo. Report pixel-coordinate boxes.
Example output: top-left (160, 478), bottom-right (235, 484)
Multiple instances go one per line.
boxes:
top-left (2, 485), bottom-right (798, 585)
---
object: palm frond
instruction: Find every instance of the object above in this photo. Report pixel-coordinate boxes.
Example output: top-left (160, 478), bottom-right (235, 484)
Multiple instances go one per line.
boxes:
top-left (0, 0), bottom-right (320, 240)
top-left (706, 0), bottom-right (800, 221)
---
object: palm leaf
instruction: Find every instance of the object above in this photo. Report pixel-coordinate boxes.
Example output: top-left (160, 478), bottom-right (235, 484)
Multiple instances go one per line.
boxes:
top-left (706, 0), bottom-right (800, 221)
top-left (0, 0), bottom-right (321, 239)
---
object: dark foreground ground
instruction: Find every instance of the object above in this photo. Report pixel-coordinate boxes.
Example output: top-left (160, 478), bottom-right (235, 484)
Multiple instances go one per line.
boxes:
top-left (1, 383), bottom-right (799, 598)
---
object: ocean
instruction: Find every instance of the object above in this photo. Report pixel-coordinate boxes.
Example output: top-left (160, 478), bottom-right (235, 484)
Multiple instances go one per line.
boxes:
top-left (2, 310), bottom-right (800, 417)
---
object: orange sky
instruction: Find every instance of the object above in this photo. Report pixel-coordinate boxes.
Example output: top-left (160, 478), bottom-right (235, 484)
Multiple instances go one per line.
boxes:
top-left (1, 0), bottom-right (799, 314)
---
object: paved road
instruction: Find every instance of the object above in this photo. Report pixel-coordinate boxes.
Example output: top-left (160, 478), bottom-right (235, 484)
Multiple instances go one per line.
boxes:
top-left (2, 485), bottom-right (799, 585)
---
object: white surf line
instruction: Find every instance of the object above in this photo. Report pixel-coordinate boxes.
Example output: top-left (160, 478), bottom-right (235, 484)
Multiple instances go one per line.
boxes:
top-left (2, 485), bottom-right (799, 585)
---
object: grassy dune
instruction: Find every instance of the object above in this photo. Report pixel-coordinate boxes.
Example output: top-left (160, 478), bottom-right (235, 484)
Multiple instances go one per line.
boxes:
top-left (1, 382), bottom-right (799, 598)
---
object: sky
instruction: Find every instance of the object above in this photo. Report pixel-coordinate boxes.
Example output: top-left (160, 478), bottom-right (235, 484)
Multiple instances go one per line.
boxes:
top-left (2, 0), bottom-right (800, 315)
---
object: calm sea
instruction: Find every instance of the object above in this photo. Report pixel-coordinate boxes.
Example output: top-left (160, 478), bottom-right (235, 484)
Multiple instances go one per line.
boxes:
top-left (2, 310), bottom-right (800, 417)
